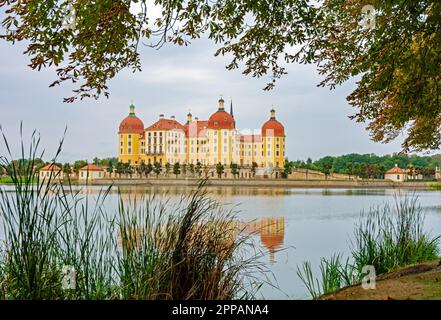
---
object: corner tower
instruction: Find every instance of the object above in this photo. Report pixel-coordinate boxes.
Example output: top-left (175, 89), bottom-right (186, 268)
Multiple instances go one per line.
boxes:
top-left (118, 103), bottom-right (145, 165)
top-left (262, 108), bottom-right (285, 168)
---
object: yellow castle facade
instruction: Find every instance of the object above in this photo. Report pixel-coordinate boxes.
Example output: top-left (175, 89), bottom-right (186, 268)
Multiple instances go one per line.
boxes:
top-left (118, 98), bottom-right (286, 168)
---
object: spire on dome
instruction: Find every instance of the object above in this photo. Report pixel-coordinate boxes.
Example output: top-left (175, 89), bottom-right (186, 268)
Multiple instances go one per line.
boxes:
top-left (270, 108), bottom-right (276, 120)
top-left (218, 95), bottom-right (225, 111)
top-left (129, 103), bottom-right (136, 116)
top-left (230, 99), bottom-right (234, 117)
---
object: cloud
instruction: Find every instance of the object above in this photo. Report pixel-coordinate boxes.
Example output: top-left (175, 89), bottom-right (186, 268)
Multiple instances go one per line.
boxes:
top-left (0, 34), bottom-right (418, 163)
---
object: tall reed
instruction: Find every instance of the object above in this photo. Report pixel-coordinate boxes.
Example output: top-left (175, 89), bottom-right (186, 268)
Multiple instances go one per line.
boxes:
top-left (0, 128), bottom-right (263, 299)
top-left (297, 196), bottom-right (440, 299)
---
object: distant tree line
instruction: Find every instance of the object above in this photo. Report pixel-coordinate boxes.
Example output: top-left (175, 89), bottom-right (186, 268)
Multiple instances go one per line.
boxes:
top-left (287, 153), bottom-right (441, 179)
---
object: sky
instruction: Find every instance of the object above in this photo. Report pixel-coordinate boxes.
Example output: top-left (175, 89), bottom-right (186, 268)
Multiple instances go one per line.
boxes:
top-left (0, 23), bottom-right (414, 163)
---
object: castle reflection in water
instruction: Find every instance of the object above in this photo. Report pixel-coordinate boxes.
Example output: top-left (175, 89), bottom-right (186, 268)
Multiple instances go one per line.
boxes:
top-left (90, 186), bottom-right (285, 263)
top-left (238, 217), bottom-right (285, 263)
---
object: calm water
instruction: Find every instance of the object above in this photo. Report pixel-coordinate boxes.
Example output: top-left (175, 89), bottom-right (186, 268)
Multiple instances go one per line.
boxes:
top-left (2, 185), bottom-right (441, 299)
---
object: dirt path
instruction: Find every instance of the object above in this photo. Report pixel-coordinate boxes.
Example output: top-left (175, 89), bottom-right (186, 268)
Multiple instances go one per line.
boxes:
top-left (320, 261), bottom-right (441, 300)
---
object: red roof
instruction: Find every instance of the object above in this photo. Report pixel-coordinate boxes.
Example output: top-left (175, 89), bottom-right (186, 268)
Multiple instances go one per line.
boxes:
top-left (386, 166), bottom-right (409, 174)
top-left (40, 164), bottom-right (62, 171)
top-left (79, 164), bottom-right (104, 172)
top-left (240, 134), bottom-right (262, 143)
top-left (262, 119), bottom-right (285, 137)
top-left (208, 110), bottom-right (235, 130)
top-left (119, 115), bottom-right (144, 134)
top-left (185, 120), bottom-right (209, 137)
top-left (145, 118), bottom-right (185, 131)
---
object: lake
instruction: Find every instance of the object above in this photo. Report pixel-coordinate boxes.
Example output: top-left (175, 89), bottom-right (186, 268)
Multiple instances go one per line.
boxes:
top-left (1, 184), bottom-right (441, 299)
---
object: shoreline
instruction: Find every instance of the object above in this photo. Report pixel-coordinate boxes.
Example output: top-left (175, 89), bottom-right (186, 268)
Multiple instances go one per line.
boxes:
top-left (85, 178), bottom-right (436, 189)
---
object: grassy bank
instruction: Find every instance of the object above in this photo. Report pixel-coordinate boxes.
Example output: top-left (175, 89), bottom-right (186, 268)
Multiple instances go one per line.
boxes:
top-left (0, 176), bottom-right (37, 184)
top-left (430, 182), bottom-right (441, 190)
top-left (321, 261), bottom-right (441, 300)
top-left (0, 131), bottom-right (265, 300)
top-left (297, 196), bottom-right (440, 299)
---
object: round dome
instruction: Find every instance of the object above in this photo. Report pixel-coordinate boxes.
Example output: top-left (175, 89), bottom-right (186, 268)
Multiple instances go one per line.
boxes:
top-left (119, 116), bottom-right (144, 133)
top-left (119, 104), bottom-right (144, 133)
top-left (208, 110), bottom-right (235, 130)
top-left (261, 234), bottom-right (284, 252)
top-left (262, 119), bottom-right (284, 137)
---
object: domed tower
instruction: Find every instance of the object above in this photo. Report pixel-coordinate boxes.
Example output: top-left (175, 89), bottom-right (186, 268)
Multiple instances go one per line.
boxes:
top-left (118, 104), bottom-right (145, 165)
top-left (208, 97), bottom-right (236, 166)
top-left (262, 108), bottom-right (285, 168)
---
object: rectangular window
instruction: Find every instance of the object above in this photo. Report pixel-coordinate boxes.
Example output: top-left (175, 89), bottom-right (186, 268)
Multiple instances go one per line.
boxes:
top-left (128, 148), bottom-right (132, 154)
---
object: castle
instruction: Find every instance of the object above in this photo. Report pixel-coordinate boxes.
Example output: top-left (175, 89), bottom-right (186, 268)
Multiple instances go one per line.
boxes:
top-left (118, 98), bottom-right (286, 168)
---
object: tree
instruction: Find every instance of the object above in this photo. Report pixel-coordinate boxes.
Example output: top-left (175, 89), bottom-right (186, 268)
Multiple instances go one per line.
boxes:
top-left (0, 1), bottom-right (316, 102)
top-left (203, 165), bottom-right (210, 178)
top-left (173, 162), bottom-right (181, 178)
top-left (138, 162), bottom-right (147, 178)
top-left (73, 160), bottom-right (88, 174)
top-left (195, 161), bottom-right (202, 178)
top-left (3, 1), bottom-right (440, 151)
top-left (308, 1), bottom-right (441, 152)
top-left (251, 162), bottom-right (258, 178)
top-left (62, 163), bottom-right (71, 177)
top-left (283, 162), bottom-right (292, 179)
top-left (0, 165), bottom-right (5, 176)
top-left (189, 164), bottom-right (195, 177)
top-left (153, 162), bottom-right (162, 178)
top-left (107, 162), bottom-right (114, 175)
top-left (146, 163), bottom-right (153, 177)
top-left (323, 163), bottom-right (332, 180)
top-left (165, 162), bottom-right (171, 176)
top-left (230, 162), bottom-right (239, 179)
top-left (115, 162), bottom-right (126, 177)
top-left (216, 163), bottom-right (224, 179)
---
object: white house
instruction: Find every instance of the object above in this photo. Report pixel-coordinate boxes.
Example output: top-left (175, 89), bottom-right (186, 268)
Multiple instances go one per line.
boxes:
top-left (39, 163), bottom-right (64, 180)
top-left (78, 164), bottom-right (105, 181)
top-left (385, 165), bottom-right (409, 182)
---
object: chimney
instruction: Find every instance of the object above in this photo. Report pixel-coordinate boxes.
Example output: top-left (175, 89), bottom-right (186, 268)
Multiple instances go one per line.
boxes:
top-left (159, 114), bottom-right (164, 119)
top-left (171, 115), bottom-right (175, 120)
top-left (195, 116), bottom-right (199, 121)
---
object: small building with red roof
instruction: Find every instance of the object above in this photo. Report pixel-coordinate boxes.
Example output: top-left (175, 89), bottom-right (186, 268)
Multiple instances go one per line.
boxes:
top-left (39, 163), bottom-right (64, 180)
top-left (78, 164), bottom-right (105, 181)
top-left (385, 165), bottom-right (409, 182)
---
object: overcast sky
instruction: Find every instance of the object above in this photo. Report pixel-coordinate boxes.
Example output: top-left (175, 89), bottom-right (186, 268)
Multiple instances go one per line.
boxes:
top-left (0, 29), bottom-right (414, 163)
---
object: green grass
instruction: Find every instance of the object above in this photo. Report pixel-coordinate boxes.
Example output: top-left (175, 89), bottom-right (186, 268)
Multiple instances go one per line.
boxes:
top-left (297, 196), bottom-right (440, 299)
top-left (0, 128), bottom-right (265, 300)
top-left (0, 176), bottom-right (37, 184)
top-left (429, 182), bottom-right (441, 190)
